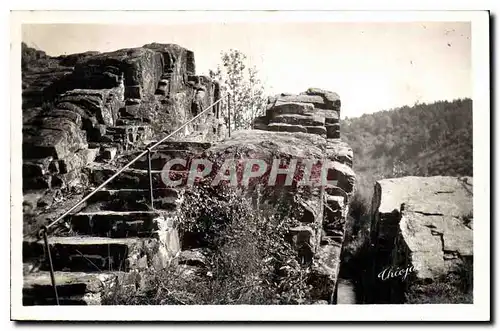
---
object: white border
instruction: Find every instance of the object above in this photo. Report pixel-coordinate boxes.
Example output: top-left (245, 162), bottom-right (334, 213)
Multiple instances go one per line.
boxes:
top-left (9, 10), bottom-right (490, 322)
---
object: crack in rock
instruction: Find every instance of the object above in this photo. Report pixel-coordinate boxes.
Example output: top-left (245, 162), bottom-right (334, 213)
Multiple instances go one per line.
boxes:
top-left (412, 210), bottom-right (445, 216)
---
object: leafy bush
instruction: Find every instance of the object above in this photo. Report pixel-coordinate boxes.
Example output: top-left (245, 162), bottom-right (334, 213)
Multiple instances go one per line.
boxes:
top-left (104, 183), bottom-right (314, 305)
top-left (209, 49), bottom-right (267, 131)
top-left (347, 185), bottom-right (371, 236)
top-left (405, 259), bottom-right (473, 304)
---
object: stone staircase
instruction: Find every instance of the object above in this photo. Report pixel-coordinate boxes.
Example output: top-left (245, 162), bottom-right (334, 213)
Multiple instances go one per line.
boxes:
top-left (21, 43), bottom-right (224, 305)
top-left (22, 139), bottom-right (213, 305)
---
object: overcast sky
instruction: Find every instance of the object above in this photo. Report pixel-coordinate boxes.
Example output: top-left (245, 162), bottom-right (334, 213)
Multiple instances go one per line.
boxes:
top-left (22, 22), bottom-right (471, 118)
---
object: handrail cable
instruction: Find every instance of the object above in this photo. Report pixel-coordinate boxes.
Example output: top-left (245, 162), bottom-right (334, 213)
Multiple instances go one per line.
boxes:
top-left (39, 97), bottom-right (223, 235)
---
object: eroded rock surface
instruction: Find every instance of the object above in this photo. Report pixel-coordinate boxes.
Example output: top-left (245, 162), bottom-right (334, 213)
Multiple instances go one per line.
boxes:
top-left (22, 43), bottom-right (221, 305)
top-left (369, 176), bottom-right (473, 303)
top-left (196, 89), bottom-right (355, 302)
top-left (22, 43), bottom-right (220, 213)
top-left (23, 43), bottom-right (353, 305)
top-left (255, 88), bottom-right (341, 139)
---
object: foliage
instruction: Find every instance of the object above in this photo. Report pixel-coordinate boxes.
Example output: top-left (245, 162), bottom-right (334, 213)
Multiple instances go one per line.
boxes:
top-left (405, 259), bottom-right (473, 304)
top-left (341, 98), bottom-right (473, 302)
top-left (347, 186), bottom-right (371, 231)
top-left (343, 183), bottom-right (372, 261)
top-left (104, 183), bottom-right (314, 305)
top-left (342, 98), bottom-right (473, 195)
top-left (209, 49), bottom-right (267, 131)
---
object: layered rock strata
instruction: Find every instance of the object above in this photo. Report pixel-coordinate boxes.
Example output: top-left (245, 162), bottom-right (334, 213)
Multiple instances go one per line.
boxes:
top-left (200, 89), bottom-right (355, 302)
top-left (22, 43), bottom-right (221, 209)
top-left (22, 43), bottom-right (221, 304)
top-left (254, 88), bottom-right (341, 139)
top-left (369, 176), bottom-right (473, 303)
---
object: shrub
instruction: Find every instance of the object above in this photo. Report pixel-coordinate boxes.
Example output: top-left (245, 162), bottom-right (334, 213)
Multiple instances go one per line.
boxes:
top-left (103, 183), bottom-right (314, 305)
top-left (339, 184), bottom-right (374, 302)
top-left (343, 183), bottom-right (372, 266)
top-left (347, 186), bottom-right (371, 237)
top-left (405, 259), bottom-right (473, 304)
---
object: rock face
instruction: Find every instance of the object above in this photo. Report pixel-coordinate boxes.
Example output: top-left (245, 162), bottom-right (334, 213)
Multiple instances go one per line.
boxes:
top-left (201, 89), bottom-right (354, 302)
top-left (22, 141), bottom-right (211, 305)
top-left (255, 88), bottom-right (341, 139)
top-left (22, 45), bottom-right (352, 305)
top-left (202, 130), bottom-right (328, 273)
top-left (369, 176), bottom-right (473, 303)
top-left (22, 43), bottom-right (223, 305)
top-left (22, 43), bottom-right (221, 204)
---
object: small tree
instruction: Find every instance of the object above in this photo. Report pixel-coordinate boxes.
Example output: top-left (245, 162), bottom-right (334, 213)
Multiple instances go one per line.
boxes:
top-left (209, 49), bottom-right (267, 131)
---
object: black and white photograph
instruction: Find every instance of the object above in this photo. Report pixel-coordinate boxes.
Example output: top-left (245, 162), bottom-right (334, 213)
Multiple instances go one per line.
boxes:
top-left (9, 9), bottom-right (490, 322)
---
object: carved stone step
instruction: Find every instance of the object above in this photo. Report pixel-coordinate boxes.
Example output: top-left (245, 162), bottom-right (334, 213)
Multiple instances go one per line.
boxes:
top-left (85, 165), bottom-right (187, 189)
top-left (23, 269), bottom-right (123, 305)
top-left (67, 210), bottom-right (176, 237)
top-left (87, 188), bottom-right (180, 204)
top-left (23, 235), bottom-right (179, 272)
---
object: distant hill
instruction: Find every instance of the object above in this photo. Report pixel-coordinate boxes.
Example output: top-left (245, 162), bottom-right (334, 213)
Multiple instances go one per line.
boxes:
top-left (342, 98), bottom-right (472, 197)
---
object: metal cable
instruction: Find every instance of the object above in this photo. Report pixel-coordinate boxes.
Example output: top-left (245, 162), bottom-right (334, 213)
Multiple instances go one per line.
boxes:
top-left (41, 98), bottom-right (223, 234)
top-left (36, 97), bottom-right (224, 305)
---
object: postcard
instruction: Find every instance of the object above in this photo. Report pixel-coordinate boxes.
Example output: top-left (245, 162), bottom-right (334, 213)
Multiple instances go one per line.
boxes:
top-left (10, 9), bottom-right (490, 322)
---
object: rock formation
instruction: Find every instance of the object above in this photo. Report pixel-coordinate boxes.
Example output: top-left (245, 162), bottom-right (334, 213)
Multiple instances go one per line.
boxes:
top-left (22, 43), bottom-right (221, 210)
top-left (22, 42), bottom-right (354, 305)
top-left (254, 88), bottom-right (341, 139)
top-left (201, 89), bottom-right (356, 302)
top-left (368, 176), bottom-right (473, 303)
top-left (22, 43), bottom-right (221, 304)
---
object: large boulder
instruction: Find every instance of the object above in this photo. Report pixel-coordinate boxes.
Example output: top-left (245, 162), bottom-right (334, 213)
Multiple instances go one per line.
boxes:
top-left (259, 89), bottom-right (342, 140)
top-left (23, 119), bottom-right (87, 160)
top-left (73, 47), bottom-right (163, 99)
top-left (57, 89), bottom-right (122, 127)
top-left (369, 176), bottom-right (473, 303)
top-left (200, 127), bottom-right (355, 302)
